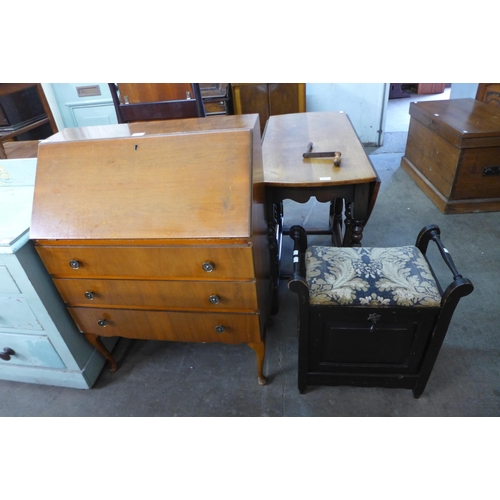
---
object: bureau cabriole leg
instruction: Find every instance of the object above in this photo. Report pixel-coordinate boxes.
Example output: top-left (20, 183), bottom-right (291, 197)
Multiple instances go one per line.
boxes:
top-left (248, 341), bottom-right (267, 386)
top-left (83, 332), bottom-right (118, 372)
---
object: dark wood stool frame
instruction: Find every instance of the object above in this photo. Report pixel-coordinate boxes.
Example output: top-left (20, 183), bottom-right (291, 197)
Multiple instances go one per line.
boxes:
top-left (288, 224), bottom-right (474, 398)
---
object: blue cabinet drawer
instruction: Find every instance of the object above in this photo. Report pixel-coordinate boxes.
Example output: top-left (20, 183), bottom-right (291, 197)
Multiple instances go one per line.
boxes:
top-left (0, 266), bottom-right (20, 294)
top-left (0, 332), bottom-right (65, 368)
top-left (0, 296), bottom-right (43, 331)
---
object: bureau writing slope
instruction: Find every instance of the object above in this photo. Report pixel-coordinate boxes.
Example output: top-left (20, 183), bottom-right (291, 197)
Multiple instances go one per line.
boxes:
top-left (30, 115), bottom-right (271, 385)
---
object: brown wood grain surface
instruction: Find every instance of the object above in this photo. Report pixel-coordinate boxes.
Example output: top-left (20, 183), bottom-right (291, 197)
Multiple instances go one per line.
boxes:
top-left (262, 112), bottom-right (378, 187)
top-left (116, 83), bottom-right (193, 104)
top-left (54, 278), bottom-right (258, 312)
top-left (68, 307), bottom-right (261, 343)
top-left (36, 245), bottom-right (256, 279)
top-left (33, 128), bottom-right (252, 240)
top-left (408, 99), bottom-right (500, 147)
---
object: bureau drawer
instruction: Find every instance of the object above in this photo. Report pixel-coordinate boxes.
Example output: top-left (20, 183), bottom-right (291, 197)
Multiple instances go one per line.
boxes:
top-left (36, 246), bottom-right (256, 279)
top-left (0, 333), bottom-right (65, 368)
top-left (68, 307), bottom-right (262, 344)
top-left (53, 278), bottom-right (259, 312)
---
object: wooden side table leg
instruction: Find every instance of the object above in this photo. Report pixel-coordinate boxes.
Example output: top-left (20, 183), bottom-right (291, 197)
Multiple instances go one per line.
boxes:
top-left (343, 202), bottom-right (353, 246)
top-left (345, 183), bottom-right (370, 247)
top-left (248, 341), bottom-right (267, 385)
top-left (83, 332), bottom-right (118, 372)
top-left (329, 198), bottom-right (344, 246)
top-left (267, 200), bottom-right (283, 314)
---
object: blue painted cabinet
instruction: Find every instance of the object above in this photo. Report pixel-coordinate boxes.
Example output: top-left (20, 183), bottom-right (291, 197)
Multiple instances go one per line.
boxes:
top-left (0, 159), bottom-right (116, 388)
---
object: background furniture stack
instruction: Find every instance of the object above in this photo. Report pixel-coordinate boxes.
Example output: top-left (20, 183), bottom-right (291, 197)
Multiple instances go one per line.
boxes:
top-left (109, 83), bottom-right (206, 123)
top-left (200, 83), bottom-right (232, 116)
top-left (231, 83), bottom-right (306, 136)
top-left (0, 84), bottom-right (58, 159)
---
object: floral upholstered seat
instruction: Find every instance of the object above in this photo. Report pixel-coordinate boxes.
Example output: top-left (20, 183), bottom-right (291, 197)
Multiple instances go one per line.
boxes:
top-left (305, 245), bottom-right (442, 307)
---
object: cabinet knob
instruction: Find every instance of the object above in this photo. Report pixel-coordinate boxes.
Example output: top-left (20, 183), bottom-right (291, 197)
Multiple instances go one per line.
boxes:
top-left (209, 294), bottom-right (220, 305)
top-left (202, 261), bottom-right (215, 273)
top-left (97, 319), bottom-right (108, 327)
top-left (69, 260), bottom-right (81, 269)
top-left (85, 291), bottom-right (95, 300)
top-left (215, 325), bottom-right (225, 334)
top-left (0, 347), bottom-right (15, 361)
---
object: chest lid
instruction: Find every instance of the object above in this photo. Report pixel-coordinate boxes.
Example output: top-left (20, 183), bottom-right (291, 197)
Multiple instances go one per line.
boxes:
top-left (409, 98), bottom-right (500, 149)
top-left (31, 115), bottom-right (261, 241)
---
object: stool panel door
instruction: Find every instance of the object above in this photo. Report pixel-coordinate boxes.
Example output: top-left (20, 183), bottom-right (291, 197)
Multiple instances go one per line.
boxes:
top-left (308, 308), bottom-right (439, 374)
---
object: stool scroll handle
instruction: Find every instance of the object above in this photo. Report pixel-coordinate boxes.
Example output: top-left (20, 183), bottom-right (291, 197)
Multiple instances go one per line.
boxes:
top-left (289, 225), bottom-right (308, 280)
top-left (288, 225), bottom-right (309, 298)
top-left (416, 225), bottom-right (462, 280)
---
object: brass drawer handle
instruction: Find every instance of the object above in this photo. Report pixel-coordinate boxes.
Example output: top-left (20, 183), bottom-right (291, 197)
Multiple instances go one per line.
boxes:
top-left (97, 319), bottom-right (108, 327)
top-left (209, 294), bottom-right (220, 305)
top-left (215, 325), bottom-right (225, 333)
top-left (69, 260), bottom-right (81, 269)
top-left (0, 347), bottom-right (15, 361)
top-left (85, 291), bottom-right (95, 300)
top-left (202, 261), bottom-right (215, 272)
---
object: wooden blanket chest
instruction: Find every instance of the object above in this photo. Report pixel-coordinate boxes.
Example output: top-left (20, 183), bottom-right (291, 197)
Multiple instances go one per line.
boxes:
top-left (30, 115), bottom-right (271, 385)
top-left (401, 98), bottom-right (500, 213)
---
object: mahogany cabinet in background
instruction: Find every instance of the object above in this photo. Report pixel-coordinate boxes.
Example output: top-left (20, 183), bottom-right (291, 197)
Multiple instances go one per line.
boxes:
top-left (231, 83), bottom-right (306, 136)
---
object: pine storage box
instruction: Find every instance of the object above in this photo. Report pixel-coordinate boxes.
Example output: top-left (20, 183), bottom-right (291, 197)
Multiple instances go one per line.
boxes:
top-left (401, 98), bottom-right (500, 214)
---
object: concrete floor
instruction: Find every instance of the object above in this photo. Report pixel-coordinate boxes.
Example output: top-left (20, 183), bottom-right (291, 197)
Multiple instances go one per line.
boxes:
top-left (2, 92), bottom-right (499, 417)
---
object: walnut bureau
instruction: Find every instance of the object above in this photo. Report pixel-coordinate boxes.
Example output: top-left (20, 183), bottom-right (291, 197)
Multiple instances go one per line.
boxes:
top-left (30, 115), bottom-right (271, 385)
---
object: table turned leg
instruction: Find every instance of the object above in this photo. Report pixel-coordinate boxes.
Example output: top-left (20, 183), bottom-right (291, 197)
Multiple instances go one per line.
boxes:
top-left (329, 198), bottom-right (344, 246)
top-left (267, 201), bottom-right (283, 314)
top-left (83, 332), bottom-right (118, 372)
top-left (343, 183), bottom-right (371, 247)
top-left (248, 341), bottom-right (267, 385)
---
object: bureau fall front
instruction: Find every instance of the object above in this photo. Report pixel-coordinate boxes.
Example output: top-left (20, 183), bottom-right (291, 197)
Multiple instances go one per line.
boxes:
top-left (30, 115), bottom-right (271, 385)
